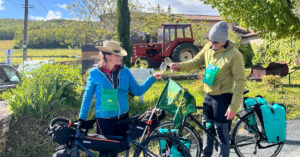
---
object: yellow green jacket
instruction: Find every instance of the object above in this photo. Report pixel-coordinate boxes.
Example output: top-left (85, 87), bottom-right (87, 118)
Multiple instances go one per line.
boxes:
top-left (178, 42), bottom-right (246, 112)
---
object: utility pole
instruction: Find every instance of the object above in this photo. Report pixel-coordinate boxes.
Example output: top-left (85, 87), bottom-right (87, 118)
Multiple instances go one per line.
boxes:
top-left (23, 0), bottom-right (28, 61)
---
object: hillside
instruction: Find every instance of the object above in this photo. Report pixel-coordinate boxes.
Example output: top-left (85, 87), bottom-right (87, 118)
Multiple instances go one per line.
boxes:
top-left (0, 19), bottom-right (100, 48)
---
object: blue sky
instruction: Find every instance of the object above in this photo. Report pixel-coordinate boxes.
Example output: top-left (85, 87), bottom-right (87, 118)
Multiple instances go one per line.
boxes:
top-left (0, 0), bottom-right (218, 20)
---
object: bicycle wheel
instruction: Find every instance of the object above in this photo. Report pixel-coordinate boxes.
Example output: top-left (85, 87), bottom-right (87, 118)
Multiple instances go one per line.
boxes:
top-left (133, 134), bottom-right (191, 157)
top-left (150, 121), bottom-right (202, 157)
top-left (231, 111), bottom-right (284, 157)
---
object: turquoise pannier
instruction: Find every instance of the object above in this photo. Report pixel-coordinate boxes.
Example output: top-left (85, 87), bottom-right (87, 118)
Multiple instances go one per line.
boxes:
top-left (159, 129), bottom-right (191, 157)
top-left (254, 103), bottom-right (286, 143)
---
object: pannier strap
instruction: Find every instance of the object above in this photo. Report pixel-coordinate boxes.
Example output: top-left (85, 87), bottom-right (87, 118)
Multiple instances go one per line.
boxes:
top-left (268, 104), bottom-right (275, 114)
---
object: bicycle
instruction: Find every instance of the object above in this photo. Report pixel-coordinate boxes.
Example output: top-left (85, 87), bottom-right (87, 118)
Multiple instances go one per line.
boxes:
top-left (151, 90), bottom-right (284, 157)
top-left (46, 116), bottom-right (192, 157)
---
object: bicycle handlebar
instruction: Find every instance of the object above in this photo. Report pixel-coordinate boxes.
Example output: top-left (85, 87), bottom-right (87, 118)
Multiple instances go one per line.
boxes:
top-left (49, 117), bottom-right (70, 130)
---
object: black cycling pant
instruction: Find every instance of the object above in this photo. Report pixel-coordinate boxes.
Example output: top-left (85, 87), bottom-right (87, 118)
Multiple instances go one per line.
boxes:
top-left (96, 113), bottom-right (129, 157)
top-left (202, 93), bottom-right (233, 157)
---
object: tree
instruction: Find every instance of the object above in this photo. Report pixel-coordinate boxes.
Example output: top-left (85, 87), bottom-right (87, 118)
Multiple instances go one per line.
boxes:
top-left (116, 0), bottom-right (132, 67)
top-left (71, 0), bottom-right (118, 41)
top-left (252, 38), bottom-right (299, 65)
top-left (200, 0), bottom-right (300, 39)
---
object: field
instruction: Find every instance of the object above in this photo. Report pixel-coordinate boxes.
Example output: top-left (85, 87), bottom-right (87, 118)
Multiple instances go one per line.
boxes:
top-left (0, 40), bottom-right (15, 49)
top-left (0, 40), bottom-right (81, 64)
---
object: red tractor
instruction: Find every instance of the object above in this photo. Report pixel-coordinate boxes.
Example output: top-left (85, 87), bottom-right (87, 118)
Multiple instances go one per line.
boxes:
top-left (131, 23), bottom-right (199, 68)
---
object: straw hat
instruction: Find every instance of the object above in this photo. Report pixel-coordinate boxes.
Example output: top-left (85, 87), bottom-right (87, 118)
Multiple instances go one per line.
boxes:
top-left (96, 40), bottom-right (127, 56)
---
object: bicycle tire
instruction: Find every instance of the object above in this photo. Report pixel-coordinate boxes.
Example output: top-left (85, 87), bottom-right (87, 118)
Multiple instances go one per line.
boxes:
top-left (133, 134), bottom-right (192, 157)
top-left (231, 111), bottom-right (284, 157)
top-left (150, 121), bottom-right (202, 157)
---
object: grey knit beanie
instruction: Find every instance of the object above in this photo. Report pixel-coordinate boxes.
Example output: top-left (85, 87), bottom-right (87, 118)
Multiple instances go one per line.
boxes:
top-left (209, 21), bottom-right (228, 42)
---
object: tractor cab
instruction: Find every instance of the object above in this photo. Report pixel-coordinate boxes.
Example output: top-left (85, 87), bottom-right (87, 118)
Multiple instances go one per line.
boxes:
top-left (132, 23), bottom-right (198, 68)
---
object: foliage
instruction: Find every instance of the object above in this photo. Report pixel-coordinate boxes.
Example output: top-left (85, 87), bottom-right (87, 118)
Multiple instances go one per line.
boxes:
top-left (252, 38), bottom-right (299, 65)
top-left (0, 64), bottom-right (82, 119)
top-left (292, 0), bottom-right (300, 19)
top-left (0, 28), bottom-right (15, 40)
top-left (262, 75), bottom-right (283, 91)
top-left (228, 30), bottom-right (254, 67)
top-left (12, 20), bottom-right (94, 49)
top-left (200, 0), bottom-right (300, 39)
top-left (71, 0), bottom-right (118, 42)
top-left (239, 44), bottom-right (255, 67)
top-left (117, 0), bottom-right (132, 67)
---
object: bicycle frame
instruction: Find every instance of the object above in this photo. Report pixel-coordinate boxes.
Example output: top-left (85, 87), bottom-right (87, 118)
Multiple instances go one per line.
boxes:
top-left (67, 123), bottom-right (162, 157)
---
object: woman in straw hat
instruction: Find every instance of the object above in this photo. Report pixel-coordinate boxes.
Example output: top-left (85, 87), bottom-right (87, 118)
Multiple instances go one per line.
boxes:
top-left (78, 40), bottom-right (163, 157)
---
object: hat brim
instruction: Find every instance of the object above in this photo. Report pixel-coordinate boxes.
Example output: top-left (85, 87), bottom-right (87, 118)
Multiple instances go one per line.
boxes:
top-left (96, 46), bottom-right (127, 57)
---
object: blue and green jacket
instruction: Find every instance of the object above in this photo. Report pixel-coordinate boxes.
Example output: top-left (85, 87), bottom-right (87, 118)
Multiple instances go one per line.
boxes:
top-left (79, 66), bottom-right (156, 120)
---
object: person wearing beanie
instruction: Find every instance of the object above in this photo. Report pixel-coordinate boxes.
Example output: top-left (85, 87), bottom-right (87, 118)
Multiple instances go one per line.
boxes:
top-left (170, 21), bottom-right (246, 157)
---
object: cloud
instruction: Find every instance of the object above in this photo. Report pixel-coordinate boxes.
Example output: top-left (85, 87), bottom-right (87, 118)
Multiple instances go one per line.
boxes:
top-left (46, 10), bottom-right (62, 19)
top-left (144, 0), bottom-right (218, 15)
top-left (30, 15), bottom-right (45, 21)
top-left (0, 0), bottom-right (4, 11)
top-left (30, 10), bottom-right (62, 21)
top-left (57, 3), bottom-right (68, 10)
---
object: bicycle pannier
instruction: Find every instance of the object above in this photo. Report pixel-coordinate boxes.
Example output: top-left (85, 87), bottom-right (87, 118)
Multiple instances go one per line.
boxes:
top-left (46, 123), bottom-right (76, 146)
top-left (159, 129), bottom-right (191, 157)
top-left (242, 96), bottom-right (268, 133)
top-left (80, 134), bottom-right (128, 152)
top-left (254, 103), bottom-right (286, 143)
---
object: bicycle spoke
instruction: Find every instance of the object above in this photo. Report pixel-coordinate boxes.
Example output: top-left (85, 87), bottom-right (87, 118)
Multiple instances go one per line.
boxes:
top-left (149, 121), bottom-right (202, 157)
top-left (232, 112), bottom-right (284, 157)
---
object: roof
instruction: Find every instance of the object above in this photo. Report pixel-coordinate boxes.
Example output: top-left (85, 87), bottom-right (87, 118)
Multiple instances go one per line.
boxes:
top-left (242, 32), bottom-right (258, 38)
top-left (233, 25), bottom-right (258, 38)
top-left (233, 26), bottom-right (248, 33)
top-left (162, 23), bottom-right (192, 26)
top-left (181, 15), bottom-right (222, 21)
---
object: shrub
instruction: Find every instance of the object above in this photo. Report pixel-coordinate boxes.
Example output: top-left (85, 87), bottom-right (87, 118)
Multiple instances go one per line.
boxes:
top-left (262, 75), bottom-right (283, 91)
top-left (228, 30), bottom-right (254, 67)
top-left (0, 64), bottom-right (82, 119)
top-left (239, 44), bottom-right (255, 67)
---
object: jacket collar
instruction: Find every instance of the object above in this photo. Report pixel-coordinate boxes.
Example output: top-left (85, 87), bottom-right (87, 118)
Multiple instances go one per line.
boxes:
top-left (101, 65), bottom-right (121, 74)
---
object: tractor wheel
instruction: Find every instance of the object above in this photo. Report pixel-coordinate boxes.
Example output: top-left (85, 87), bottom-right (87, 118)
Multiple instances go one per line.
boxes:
top-left (172, 43), bottom-right (199, 62)
top-left (135, 56), bottom-right (152, 68)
